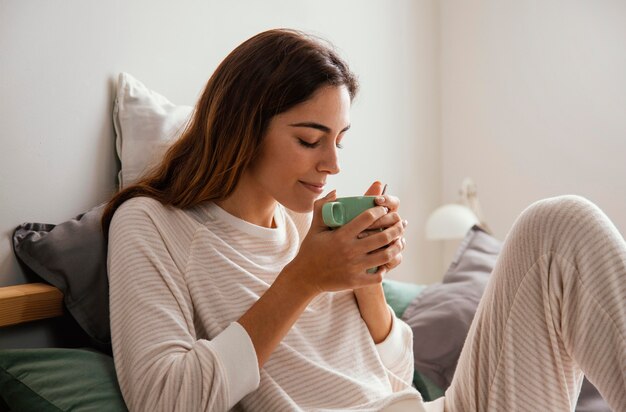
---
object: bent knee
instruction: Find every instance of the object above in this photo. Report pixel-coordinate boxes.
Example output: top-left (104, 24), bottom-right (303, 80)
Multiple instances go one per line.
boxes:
top-left (513, 195), bottom-right (605, 241)
top-left (525, 195), bottom-right (597, 221)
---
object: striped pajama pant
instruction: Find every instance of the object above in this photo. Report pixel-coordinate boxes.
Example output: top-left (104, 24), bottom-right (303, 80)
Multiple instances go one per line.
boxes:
top-left (394, 195), bottom-right (626, 411)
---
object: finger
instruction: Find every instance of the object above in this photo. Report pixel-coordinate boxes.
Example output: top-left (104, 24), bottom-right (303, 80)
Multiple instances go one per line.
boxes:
top-left (362, 237), bottom-right (404, 269)
top-left (378, 237), bottom-right (405, 273)
top-left (382, 241), bottom-right (404, 271)
top-left (310, 190), bottom-right (337, 231)
top-left (339, 206), bottom-right (389, 237)
top-left (364, 181), bottom-right (384, 196)
top-left (365, 211), bottom-right (403, 230)
top-left (359, 220), bottom-right (405, 251)
top-left (374, 194), bottom-right (400, 212)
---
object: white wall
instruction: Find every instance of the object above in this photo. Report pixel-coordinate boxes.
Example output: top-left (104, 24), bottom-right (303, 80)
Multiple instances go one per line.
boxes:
top-left (441, 0), bottom-right (626, 263)
top-left (6, 0), bottom-right (622, 291)
top-left (0, 0), bottom-right (442, 289)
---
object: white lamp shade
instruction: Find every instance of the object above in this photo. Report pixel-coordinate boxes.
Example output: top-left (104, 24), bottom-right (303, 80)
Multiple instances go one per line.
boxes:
top-left (425, 204), bottom-right (480, 240)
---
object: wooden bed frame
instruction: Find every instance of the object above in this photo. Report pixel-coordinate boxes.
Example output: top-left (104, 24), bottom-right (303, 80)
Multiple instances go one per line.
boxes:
top-left (0, 283), bottom-right (63, 328)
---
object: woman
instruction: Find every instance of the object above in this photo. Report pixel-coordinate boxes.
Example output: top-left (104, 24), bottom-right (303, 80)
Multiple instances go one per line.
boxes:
top-left (102, 29), bottom-right (625, 411)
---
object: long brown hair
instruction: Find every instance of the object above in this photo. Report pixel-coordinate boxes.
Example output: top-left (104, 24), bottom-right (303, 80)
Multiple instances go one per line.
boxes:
top-left (101, 28), bottom-right (359, 237)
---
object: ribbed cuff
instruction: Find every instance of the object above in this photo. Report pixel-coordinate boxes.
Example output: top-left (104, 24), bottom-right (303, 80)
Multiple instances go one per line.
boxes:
top-left (212, 322), bottom-right (260, 409)
top-left (375, 306), bottom-right (409, 368)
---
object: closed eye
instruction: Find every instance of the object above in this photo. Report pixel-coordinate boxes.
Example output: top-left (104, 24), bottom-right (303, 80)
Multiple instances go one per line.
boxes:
top-left (298, 139), bottom-right (320, 148)
top-left (298, 139), bottom-right (344, 149)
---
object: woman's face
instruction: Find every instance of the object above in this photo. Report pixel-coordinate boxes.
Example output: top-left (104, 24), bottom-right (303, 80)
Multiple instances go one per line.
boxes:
top-left (246, 85), bottom-right (351, 213)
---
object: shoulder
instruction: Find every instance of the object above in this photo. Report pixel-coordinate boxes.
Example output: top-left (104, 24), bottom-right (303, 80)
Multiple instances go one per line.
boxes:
top-left (110, 197), bottom-right (202, 245)
top-left (113, 196), bottom-right (169, 219)
top-left (112, 196), bottom-right (198, 224)
top-left (110, 197), bottom-right (166, 233)
top-left (108, 197), bottom-right (205, 273)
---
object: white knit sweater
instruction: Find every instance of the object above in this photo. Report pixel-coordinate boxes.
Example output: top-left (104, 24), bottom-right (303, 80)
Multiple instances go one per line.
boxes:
top-left (107, 197), bottom-right (427, 411)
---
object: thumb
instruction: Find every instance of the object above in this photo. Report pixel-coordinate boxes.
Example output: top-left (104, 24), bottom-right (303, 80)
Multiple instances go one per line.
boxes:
top-left (364, 181), bottom-right (384, 196)
top-left (311, 189), bottom-right (337, 231)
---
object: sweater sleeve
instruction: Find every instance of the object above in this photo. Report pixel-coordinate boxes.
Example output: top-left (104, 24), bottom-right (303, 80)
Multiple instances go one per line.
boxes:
top-left (107, 201), bottom-right (260, 412)
top-left (375, 305), bottom-right (415, 390)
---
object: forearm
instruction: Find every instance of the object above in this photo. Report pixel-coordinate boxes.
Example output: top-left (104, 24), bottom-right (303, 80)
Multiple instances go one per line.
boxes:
top-left (238, 265), bottom-right (318, 368)
top-left (353, 284), bottom-right (392, 344)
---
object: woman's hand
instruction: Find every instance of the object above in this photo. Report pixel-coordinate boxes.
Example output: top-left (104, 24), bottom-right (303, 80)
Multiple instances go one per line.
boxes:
top-left (284, 189), bottom-right (403, 296)
top-left (351, 181), bottom-right (407, 343)
top-left (359, 181), bottom-right (407, 274)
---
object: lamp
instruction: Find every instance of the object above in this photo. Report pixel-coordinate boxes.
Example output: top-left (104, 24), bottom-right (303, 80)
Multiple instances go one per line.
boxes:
top-left (426, 177), bottom-right (490, 240)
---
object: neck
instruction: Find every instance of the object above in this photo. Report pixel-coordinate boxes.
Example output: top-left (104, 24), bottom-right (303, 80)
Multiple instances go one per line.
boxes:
top-left (215, 177), bottom-right (277, 228)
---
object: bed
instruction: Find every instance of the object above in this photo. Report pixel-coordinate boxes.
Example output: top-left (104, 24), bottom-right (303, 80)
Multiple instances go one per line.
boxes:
top-left (0, 73), bottom-right (611, 412)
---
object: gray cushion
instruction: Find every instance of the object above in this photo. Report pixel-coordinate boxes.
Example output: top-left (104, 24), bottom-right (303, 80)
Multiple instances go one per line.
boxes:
top-left (12, 204), bottom-right (110, 350)
top-left (576, 378), bottom-right (611, 412)
top-left (401, 225), bottom-right (500, 389)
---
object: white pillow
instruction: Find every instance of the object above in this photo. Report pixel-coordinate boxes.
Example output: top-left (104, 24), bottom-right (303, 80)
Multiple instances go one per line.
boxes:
top-left (113, 72), bottom-right (193, 188)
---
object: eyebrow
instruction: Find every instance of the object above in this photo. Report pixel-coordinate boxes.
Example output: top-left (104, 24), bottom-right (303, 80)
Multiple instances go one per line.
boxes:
top-left (288, 122), bottom-right (351, 134)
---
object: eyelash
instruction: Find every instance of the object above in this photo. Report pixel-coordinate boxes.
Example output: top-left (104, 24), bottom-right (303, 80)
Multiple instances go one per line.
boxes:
top-left (298, 139), bottom-right (344, 149)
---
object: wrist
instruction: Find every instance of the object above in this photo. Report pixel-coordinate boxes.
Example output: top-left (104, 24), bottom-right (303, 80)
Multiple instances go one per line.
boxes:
top-left (353, 284), bottom-right (391, 343)
top-left (353, 282), bottom-right (384, 297)
top-left (278, 261), bottom-right (320, 302)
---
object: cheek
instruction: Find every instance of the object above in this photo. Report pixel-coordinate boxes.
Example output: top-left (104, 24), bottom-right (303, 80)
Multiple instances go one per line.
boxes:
top-left (254, 149), bottom-right (298, 186)
top-left (274, 146), bottom-right (311, 174)
top-left (272, 161), bottom-right (304, 192)
top-left (253, 138), bottom-right (316, 188)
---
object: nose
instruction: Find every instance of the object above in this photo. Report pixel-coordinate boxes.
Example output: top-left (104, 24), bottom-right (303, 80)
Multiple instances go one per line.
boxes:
top-left (318, 145), bottom-right (340, 175)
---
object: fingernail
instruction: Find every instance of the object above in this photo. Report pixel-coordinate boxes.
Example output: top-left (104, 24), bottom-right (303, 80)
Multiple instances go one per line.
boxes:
top-left (402, 237), bottom-right (406, 246)
top-left (357, 232), bottom-right (368, 239)
top-left (382, 207), bottom-right (389, 213)
top-left (325, 190), bottom-right (336, 198)
top-left (376, 196), bottom-right (385, 203)
top-left (402, 219), bottom-right (408, 228)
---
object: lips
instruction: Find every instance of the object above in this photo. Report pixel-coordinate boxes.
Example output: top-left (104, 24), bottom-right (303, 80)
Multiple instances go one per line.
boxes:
top-left (299, 181), bottom-right (325, 194)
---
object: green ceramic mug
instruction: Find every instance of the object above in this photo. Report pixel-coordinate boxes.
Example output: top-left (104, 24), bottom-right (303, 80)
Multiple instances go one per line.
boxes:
top-left (322, 196), bottom-right (378, 227)
top-left (322, 196), bottom-right (380, 273)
